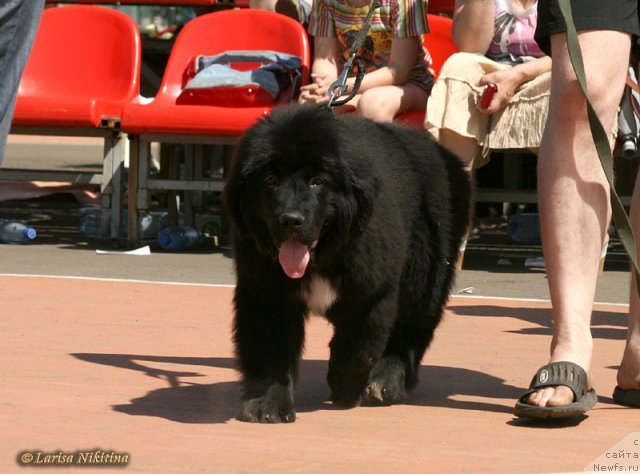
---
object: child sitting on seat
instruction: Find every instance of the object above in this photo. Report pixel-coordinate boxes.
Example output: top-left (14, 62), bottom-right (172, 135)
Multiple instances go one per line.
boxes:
top-left (298, 0), bottom-right (433, 122)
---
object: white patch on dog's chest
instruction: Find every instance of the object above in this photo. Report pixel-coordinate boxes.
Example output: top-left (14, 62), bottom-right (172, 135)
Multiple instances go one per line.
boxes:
top-left (303, 276), bottom-right (338, 316)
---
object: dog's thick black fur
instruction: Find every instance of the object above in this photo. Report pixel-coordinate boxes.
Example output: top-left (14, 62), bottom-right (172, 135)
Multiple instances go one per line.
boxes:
top-left (224, 104), bottom-right (470, 423)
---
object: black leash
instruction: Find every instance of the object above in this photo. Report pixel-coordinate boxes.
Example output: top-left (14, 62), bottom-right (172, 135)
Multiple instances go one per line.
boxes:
top-left (327, 0), bottom-right (381, 107)
top-left (558, 0), bottom-right (640, 294)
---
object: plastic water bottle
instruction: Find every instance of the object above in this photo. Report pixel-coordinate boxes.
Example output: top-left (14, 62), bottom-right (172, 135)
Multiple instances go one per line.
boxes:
top-left (81, 208), bottom-right (168, 239)
top-left (157, 226), bottom-right (202, 251)
top-left (139, 211), bottom-right (168, 238)
top-left (0, 219), bottom-right (37, 244)
top-left (122, 210), bottom-right (168, 239)
top-left (79, 208), bottom-right (103, 237)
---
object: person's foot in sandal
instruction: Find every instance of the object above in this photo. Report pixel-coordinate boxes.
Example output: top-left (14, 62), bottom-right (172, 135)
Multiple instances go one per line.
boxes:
top-left (514, 361), bottom-right (597, 419)
top-left (613, 342), bottom-right (640, 407)
top-left (521, 332), bottom-right (594, 406)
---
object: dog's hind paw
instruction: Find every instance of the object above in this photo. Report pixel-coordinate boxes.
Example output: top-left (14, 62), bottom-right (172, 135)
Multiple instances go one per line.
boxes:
top-left (329, 392), bottom-right (363, 409)
top-left (365, 356), bottom-right (409, 402)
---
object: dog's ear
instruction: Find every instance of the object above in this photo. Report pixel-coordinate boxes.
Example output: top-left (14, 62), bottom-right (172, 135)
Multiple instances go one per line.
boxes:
top-left (224, 143), bottom-right (275, 255)
top-left (347, 170), bottom-right (378, 237)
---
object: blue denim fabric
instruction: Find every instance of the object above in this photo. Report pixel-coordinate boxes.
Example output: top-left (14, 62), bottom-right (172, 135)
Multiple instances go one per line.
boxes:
top-left (0, 0), bottom-right (45, 164)
top-left (185, 50), bottom-right (302, 99)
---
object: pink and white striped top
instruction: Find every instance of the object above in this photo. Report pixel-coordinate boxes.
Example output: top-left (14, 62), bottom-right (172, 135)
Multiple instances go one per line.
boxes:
top-left (487, 0), bottom-right (545, 64)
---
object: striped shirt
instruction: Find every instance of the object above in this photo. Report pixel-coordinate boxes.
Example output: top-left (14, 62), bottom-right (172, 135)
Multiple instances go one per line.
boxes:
top-left (308, 0), bottom-right (434, 92)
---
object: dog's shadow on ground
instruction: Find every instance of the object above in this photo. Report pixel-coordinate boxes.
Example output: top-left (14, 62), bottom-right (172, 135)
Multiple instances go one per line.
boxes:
top-left (72, 353), bottom-right (523, 424)
top-left (72, 353), bottom-right (239, 424)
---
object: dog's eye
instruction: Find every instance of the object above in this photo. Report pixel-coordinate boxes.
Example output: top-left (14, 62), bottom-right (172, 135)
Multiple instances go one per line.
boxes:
top-left (264, 175), bottom-right (278, 186)
top-left (309, 177), bottom-right (324, 188)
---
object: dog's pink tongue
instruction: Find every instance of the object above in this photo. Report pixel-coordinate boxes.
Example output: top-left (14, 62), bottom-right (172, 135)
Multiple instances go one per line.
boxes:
top-left (278, 240), bottom-right (310, 279)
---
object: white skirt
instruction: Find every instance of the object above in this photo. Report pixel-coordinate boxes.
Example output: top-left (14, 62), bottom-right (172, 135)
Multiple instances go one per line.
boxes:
top-left (425, 52), bottom-right (551, 164)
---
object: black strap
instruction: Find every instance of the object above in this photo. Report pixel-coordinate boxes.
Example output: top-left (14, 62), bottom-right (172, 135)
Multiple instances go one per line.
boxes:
top-left (327, 0), bottom-right (381, 107)
top-left (328, 59), bottom-right (366, 107)
top-left (558, 0), bottom-right (640, 294)
top-left (526, 361), bottom-right (590, 400)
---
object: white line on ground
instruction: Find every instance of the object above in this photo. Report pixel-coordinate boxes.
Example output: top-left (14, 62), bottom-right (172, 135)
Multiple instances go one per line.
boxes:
top-left (0, 273), bottom-right (235, 288)
top-left (0, 272), bottom-right (629, 308)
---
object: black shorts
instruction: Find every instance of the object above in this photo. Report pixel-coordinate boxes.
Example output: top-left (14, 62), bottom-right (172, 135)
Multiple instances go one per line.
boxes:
top-left (535, 0), bottom-right (640, 55)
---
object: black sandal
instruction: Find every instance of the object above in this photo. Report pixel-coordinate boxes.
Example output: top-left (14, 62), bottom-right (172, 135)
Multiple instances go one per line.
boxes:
top-left (612, 386), bottom-right (640, 407)
top-left (514, 361), bottom-right (597, 419)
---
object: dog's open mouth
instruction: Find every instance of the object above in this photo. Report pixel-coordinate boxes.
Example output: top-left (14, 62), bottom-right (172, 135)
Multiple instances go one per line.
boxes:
top-left (278, 240), bottom-right (318, 279)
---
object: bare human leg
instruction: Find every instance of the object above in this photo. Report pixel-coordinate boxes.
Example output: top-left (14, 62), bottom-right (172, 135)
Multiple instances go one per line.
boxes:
top-left (437, 128), bottom-right (481, 170)
top-left (527, 30), bottom-right (630, 409)
top-left (617, 165), bottom-right (640, 396)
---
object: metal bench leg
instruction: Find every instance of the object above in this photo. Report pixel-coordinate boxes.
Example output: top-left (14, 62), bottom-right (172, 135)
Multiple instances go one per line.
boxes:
top-left (102, 130), bottom-right (125, 240)
top-left (127, 134), bottom-right (147, 245)
top-left (100, 131), bottom-right (120, 239)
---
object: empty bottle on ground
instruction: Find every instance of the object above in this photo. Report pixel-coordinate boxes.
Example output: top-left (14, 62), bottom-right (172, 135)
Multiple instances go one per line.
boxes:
top-left (0, 219), bottom-right (37, 244)
top-left (157, 226), bottom-right (202, 251)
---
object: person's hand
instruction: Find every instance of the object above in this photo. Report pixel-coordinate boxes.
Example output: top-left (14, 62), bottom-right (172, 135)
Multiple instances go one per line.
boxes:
top-left (476, 68), bottom-right (522, 114)
top-left (298, 73), bottom-right (335, 104)
top-left (298, 74), bottom-right (329, 104)
top-left (298, 82), bottom-right (323, 104)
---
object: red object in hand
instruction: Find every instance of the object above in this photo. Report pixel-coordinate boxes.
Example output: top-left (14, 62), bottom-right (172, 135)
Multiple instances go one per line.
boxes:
top-left (479, 83), bottom-right (498, 109)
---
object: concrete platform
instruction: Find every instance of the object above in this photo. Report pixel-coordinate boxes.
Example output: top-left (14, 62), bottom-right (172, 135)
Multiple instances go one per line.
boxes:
top-left (1, 272), bottom-right (638, 473)
top-left (1, 135), bottom-right (638, 473)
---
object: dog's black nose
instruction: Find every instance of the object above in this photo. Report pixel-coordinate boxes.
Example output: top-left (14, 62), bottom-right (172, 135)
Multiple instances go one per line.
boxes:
top-left (279, 212), bottom-right (305, 230)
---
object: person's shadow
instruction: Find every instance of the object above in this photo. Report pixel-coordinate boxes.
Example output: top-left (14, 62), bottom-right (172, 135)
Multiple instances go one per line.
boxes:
top-left (448, 304), bottom-right (628, 340)
top-left (72, 353), bottom-right (525, 424)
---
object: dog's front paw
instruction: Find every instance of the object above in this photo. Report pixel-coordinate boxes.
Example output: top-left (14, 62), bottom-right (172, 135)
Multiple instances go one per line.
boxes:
top-left (238, 383), bottom-right (295, 423)
top-left (365, 356), bottom-right (409, 402)
top-left (238, 398), bottom-right (296, 423)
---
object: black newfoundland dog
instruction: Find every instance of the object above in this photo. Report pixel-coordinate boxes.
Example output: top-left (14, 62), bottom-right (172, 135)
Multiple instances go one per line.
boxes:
top-left (224, 105), bottom-right (470, 423)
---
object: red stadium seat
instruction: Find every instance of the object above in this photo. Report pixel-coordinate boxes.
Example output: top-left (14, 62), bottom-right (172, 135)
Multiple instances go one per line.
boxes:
top-left (121, 8), bottom-right (310, 243)
top-left (395, 14), bottom-right (457, 127)
top-left (424, 14), bottom-right (458, 77)
top-left (9, 5), bottom-right (141, 238)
